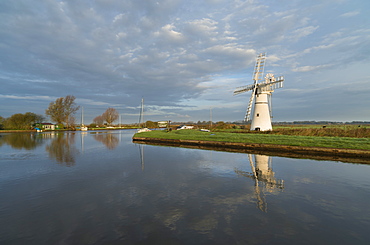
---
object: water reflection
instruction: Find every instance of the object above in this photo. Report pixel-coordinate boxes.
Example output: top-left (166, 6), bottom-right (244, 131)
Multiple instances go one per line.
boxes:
top-left (1, 131), bottom-right (370, 244)
top-left (92, 132), bottom-right (119, 149)
top-left (235, 154), bottom-right (284, 212)
top-left (45, 133), bottom-right (79, 166)
top-left (80, 131), bottom-right (88, 153)
top-left (138, 144), bottom-right (145, 171)
top-left (0, 133), bottom-right (44, 150)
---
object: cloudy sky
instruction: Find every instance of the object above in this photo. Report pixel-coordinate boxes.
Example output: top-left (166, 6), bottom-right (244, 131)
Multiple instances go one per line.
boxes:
top-left (1, 0), bottom-right (369, 124)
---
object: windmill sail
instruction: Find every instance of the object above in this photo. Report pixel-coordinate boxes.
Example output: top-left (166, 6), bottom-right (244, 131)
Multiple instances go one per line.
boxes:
top-left (252, 53), bottom-right (266, 82)
top-left (247, 53), bottom-right (266, 121)
top-left (233, 84), bottom-right (255, 95)
top-left (245, 87), bottom-right (256, 121)
top-left (260, 74), bottom-right (284, 92)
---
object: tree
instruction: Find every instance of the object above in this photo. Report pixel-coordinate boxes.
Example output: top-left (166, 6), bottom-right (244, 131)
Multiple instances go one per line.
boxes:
top-left (145, 120), bottom-right (157, 128)
top-left (93, 115), bottom-right (104, 126)
top-left (45, 95), bottom-right (80, 128)
top-left (45, 97), bottom-right (64, 124)
top-left (0, 116), bottom-right (4, 130)
top-left (25, 112), bottom-right (44, 125)
top-left (3, 112), bottom-right (44, 130)
top-left (67, 115), bottom-right (77, 130)
top-left (4, 113), bottom-right (25, 129)
top-left (63, 95), bottom-right (80, 128)
top-left (102, 108), bottom-right (119, 125)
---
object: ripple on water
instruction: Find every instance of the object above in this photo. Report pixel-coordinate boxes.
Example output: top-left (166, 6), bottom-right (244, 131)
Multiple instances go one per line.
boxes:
top-left (0, 152), bottom-right (36, 161)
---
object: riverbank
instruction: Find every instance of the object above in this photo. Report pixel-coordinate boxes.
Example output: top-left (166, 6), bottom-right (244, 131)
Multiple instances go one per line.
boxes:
top-left (0, 127), bottom-right (136, 133)
top-left (132, 130), bottom-right (370, 164)
top-left (0, 130), bottom-right (38, 133)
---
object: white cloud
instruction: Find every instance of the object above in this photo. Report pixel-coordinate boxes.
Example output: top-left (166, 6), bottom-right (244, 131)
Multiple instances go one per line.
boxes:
top-left (291, 64), bottom-right (332, 72)
top-left (289, 26), bottom-right (319, 41)
top-left (113, 13), bottom-right (126, 23)
top-left (75, 98), bottom-right (116, 107)
top-left (266, 55), bottom-right (281, 63)
top-left (185, 18), bottom-right (219, 37)
top-left (0, 95), bottom-right (55, 101)
top-left (153, 24), bottom-right (185, 42)
top-left (302, 44), bottom-right (335, 54)
top-left (340, 11), bottom-right (360, 18)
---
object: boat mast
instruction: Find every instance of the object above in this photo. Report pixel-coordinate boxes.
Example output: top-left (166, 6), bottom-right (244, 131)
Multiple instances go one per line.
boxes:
top-left (81, 107), bottom-right (84, 126)
top-left (138, 98), bottom-right (144, 127)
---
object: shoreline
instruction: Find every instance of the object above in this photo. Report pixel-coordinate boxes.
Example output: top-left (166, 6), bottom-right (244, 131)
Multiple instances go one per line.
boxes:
top-left (0, 128), bottom-right (136, 133)
top-left (132, 137), bottom-right (370, 164)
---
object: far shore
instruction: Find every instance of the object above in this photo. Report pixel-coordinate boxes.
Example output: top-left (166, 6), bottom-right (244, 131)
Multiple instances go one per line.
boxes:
top-left (0, 130), bottom-right (39, 133)
top-left (0, 127), bottom-right (135, 133)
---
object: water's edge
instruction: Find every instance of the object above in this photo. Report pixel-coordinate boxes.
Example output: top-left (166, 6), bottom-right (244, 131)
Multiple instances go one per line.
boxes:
top-left (133, 137), bottom-right (370, 164)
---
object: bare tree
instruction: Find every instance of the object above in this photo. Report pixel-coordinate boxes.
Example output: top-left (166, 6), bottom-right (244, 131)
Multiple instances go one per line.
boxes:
top-left (63, 95), bottom-right (80, 128)
top-left (45, 95), bottom-right (80, 128)
top-left (102, 108), bottom-right (119, 126)
top-left (45, 97), bottom-right (64, 125)
top-left (68, 115), bottom-right (77, 130)
top-left (93, 115), bottom-right (104, 126)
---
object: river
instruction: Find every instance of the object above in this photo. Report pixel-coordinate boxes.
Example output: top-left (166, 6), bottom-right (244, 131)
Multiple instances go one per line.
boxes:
top-left (0, 130), bottom-right (369, 244)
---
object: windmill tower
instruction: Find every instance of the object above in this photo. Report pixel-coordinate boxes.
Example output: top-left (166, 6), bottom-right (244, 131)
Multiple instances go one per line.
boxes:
top-left (234, 53), bottom-right (284, 131)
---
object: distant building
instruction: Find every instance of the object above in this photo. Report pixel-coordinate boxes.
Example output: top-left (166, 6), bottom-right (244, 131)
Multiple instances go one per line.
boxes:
top-left (40, 123), bottom-right (55, 130)
top-left (157, 121), bottom-right (168, 128)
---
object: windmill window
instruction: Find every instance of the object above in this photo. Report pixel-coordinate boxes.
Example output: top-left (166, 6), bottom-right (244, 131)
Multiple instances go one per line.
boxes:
top-left (256, 113), bottom-right (259, 117)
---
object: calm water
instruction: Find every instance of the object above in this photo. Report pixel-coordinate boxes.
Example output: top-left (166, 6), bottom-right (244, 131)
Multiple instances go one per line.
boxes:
top-left (0, 130), bottom-right (369, 245)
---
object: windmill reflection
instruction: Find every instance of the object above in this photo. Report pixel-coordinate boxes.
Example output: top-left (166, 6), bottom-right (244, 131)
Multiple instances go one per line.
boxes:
top-left (235, 154), bottom-right (284, 212)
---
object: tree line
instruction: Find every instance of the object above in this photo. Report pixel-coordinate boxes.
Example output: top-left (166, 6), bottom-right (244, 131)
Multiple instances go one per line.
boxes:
top-left (0, 112), bottom-right (45, 130)
top-left (0, 95), bottom-right (121, 130)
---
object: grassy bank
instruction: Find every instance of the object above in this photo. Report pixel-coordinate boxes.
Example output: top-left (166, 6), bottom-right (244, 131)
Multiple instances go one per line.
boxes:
top-left (219, 125), bottom-right (370, 138)
top-left (0, 130), bottom-right (36, 133)
top-left (134, 129), bottom-right (370, 151)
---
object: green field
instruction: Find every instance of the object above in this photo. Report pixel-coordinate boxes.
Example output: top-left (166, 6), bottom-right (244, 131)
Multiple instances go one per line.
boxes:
top-left (210, 124), bottom-right (370, 138)
top-left (134, 129), bottom-right (370, 151)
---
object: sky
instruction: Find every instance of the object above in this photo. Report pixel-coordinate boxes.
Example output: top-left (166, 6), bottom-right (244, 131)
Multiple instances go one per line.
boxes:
top-left (1, 0), bottom-right (370, 124)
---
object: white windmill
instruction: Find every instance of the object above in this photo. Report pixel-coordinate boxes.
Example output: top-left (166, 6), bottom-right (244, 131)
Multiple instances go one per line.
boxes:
top-left (234, 53), bottom-right (284, 131)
